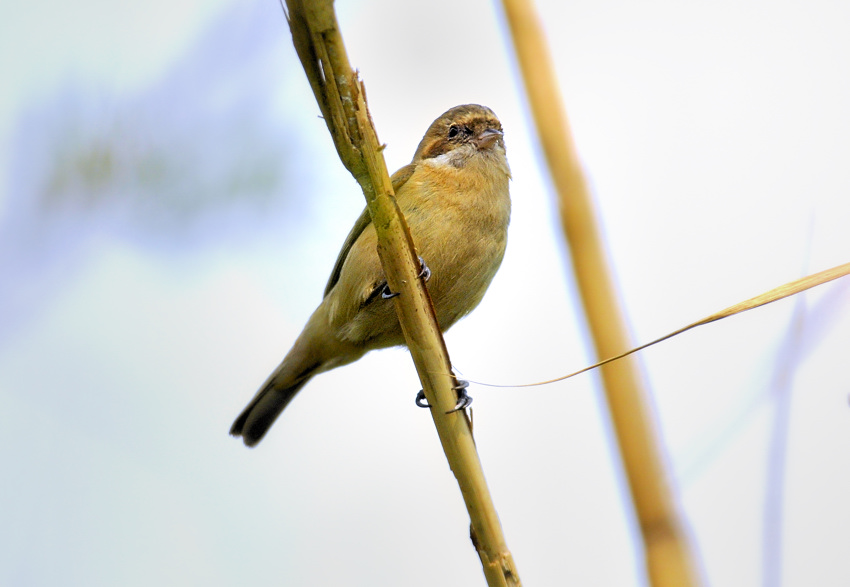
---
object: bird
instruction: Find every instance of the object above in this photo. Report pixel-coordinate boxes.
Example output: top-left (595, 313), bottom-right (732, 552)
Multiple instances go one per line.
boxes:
top-left (230, 104), bottom-right (511, 447)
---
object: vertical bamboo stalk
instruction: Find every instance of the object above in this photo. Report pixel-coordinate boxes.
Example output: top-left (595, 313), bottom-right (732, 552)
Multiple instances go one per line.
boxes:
top-left (284, 1), bottom-right (520, 584)
top-left (499, 0), bottom-right (702, 585)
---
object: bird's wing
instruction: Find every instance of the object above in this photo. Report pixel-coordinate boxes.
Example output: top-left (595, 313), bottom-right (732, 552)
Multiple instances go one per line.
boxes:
top-left (323, 206), bottom-right (371, 297)
top-left (323, 163), bottom-right (417, 297)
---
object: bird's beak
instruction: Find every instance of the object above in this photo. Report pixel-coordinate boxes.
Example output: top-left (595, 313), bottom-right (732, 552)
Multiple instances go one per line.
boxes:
top-left (475, 128), bottom-right (503, 150)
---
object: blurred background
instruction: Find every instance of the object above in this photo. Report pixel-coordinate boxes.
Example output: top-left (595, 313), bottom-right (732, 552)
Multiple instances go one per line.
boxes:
top-left (1, 0), bottom-right (849, 585)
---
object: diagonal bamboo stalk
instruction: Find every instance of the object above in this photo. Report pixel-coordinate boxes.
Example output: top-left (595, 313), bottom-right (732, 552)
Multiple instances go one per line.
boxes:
top-left (498, 0), bottom-right (703, 585)
top-left (283, 1), bottom-right (520, 584)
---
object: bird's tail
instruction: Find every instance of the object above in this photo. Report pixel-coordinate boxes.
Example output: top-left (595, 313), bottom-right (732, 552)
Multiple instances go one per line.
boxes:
top-left (230, 353), bottom-right (320, 447)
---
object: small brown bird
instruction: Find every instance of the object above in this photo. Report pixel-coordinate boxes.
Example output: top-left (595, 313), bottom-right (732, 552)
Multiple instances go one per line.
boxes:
top-left (230, 104), bottom-right (511, 446)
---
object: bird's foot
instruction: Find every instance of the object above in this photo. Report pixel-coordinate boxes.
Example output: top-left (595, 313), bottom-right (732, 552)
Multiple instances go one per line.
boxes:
top-left (415, 390), bottom-right (430, 408)
top-left (380, 284), bottom-right (400, 299)
top-left (417, 256), bottom-right (431, 281)
top-left (414, 380), bottom-right (472, 413)
top-left (447, 380), bottom-right (472, 413)
top-left (380, 257), bottom-right (430, 299)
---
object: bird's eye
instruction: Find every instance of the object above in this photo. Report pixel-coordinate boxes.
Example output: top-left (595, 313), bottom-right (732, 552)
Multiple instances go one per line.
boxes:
top-left (447, 125), bottom-right (460, 139)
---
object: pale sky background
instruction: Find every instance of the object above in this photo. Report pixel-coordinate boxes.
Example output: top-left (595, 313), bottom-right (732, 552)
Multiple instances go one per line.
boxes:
top-left (1, 1), bottom-right (849, 586)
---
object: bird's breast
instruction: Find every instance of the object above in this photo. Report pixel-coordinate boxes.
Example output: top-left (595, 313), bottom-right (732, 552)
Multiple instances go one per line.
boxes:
top-left (400, 157), bottom-right (511, 328)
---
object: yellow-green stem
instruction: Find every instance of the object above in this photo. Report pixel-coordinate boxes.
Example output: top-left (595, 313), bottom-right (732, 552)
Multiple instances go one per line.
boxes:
top-left (284, 1), bottom-right (520, 584)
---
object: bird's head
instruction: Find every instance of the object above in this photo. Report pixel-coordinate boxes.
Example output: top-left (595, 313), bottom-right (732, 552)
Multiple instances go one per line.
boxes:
top-left (412, 104), bottom-right (506, 167)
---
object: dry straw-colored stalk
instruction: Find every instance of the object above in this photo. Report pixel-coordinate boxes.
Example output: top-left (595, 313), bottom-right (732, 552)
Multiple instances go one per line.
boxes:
top-left (506, 261), bottom-right (850, 386)
top-left (499, 0), bottom-right (703, 585)
top-left (283, 1), bottom-right (520, 585)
